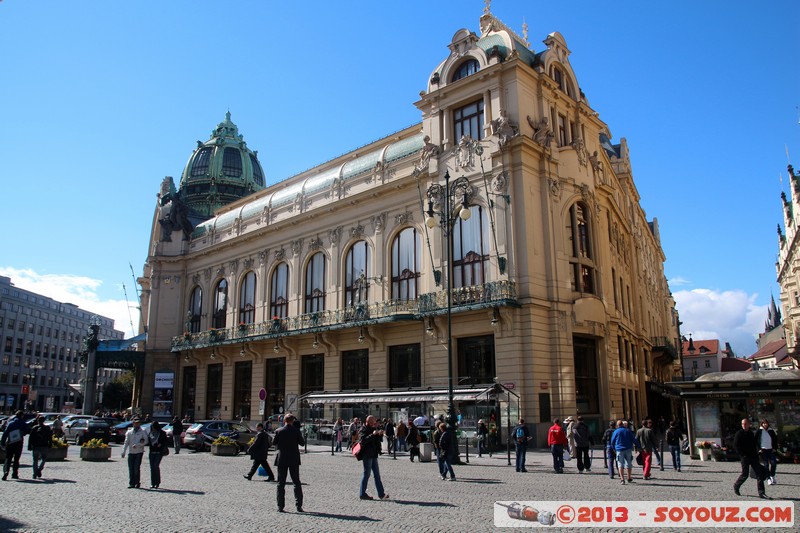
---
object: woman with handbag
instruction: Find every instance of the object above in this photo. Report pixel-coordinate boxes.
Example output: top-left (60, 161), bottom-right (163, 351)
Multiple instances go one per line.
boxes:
top-left (407, 421), bottom-right (420, 462)
top-left (147, 421), bottom-right (169, 489)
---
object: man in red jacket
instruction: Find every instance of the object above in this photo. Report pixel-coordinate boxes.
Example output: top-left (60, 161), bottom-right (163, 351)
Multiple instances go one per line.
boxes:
top-left (548, 418), bottom-right (568, 473)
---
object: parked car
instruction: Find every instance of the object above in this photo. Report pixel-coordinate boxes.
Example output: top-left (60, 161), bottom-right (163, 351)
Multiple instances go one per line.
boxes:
top-left (66, 419), bottom-right (111, 445)
top-left (183, 420), bottom-right (255, 452)
top-left (109, 421), bottom-right (134, 444)
top-left (163, 423), bottom-right (185, 447)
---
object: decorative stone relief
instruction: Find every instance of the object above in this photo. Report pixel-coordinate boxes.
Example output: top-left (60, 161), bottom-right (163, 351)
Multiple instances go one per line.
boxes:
top-left (308, 236), bottom-right (323, 251)
top-left (192, 273), bottom-right (200, 285)
top-left (216, 266), bottom-right (225, 277)
top-left (372, 213), bottom-right (387, 234)
top-left (414, 135), bottom-right (439, 176)
top-left (580, 184), bottom-right (591, 204)
top-left (228, 260), bottom-right (239, 275)
top-left (395, 211), bottom-right (414, 226)
top-left (290, 239), bottom-right (303, 256)
top-left (260, 206), bottom-right (270, 225)
top-left (275, 248), bottom-right (286, 261)
top-left (548, 178), bottom-right (561, 199)
top-left (527, 116), bottom-right (554, 148)
top-left (571, 135), bottom-right (587, 167)
top-left (329, 226), bottom-right (343, 247)
top-left (492, 171), bottom-right (509, 193)
top-left (490, 109), bottom-right (518, 150)
top-left (589, 150), bottom-right (606, 186)
top-left (243, 258), bottom-right (254, 271)
top-left (292, 193), bottom-right (304, 214)
top-left (258, 250), bottom-right (268, 265)
top-left (455, 135), bottom-right (478, 169)
top-left (351, 224), bottom-right (365, 239)
top-left (372, 161), bottom-right (384, 183)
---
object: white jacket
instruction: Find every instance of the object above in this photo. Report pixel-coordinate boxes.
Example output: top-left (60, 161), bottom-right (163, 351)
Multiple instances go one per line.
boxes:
top-left (122, 426), bottom-right (148, 455)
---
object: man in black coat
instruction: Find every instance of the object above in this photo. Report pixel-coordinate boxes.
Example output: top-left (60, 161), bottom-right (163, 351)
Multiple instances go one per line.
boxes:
top-left (28, 415), bottom-right (53, 479)
top-left (733, 418), bottom-right (767, 498)
top-left (273, 414), bottom-right (305, 512)
top-left (244, 423), bottom-right (275, 482)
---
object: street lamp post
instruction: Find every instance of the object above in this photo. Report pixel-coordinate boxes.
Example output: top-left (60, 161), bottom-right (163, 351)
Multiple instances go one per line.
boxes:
top-left (30, 362), bottom-right (43, 411)
top-left (425, 171), bottom-right (472, 430)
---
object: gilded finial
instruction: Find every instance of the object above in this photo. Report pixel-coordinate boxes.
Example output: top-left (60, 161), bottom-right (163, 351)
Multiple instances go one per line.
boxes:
top-left (484, 0), bottom-right (491, 15)
top-left (522, 18), bottom-right (529, 46)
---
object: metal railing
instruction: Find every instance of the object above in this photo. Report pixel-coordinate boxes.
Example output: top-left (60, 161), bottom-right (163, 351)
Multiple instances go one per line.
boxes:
top-left (172, 280), bottom-right (517, 351)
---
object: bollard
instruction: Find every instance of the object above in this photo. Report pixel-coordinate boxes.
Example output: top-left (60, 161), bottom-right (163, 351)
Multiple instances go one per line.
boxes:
top-left (331, 431), bottom-right (335, 456)
top-left (659, 439), bottom-right (665, 471)
top-left (464, 434), bottom-right (470, 464)
top-left (392, 437), bottom-right (397, 460)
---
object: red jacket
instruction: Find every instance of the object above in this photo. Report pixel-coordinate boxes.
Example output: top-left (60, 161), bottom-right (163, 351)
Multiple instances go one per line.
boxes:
top-left (548, 423), bottom-right (568, 446)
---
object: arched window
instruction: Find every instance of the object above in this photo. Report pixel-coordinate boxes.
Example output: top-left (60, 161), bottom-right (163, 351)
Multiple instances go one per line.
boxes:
top-left (452, 58), bottom-right (479, 82)
top-left (453, 206), bottom-right (489, 287)
top-left (305, 252), bottom-right (326, 313)
top-left (213, 279), bottom-right (228, 329)
top-left (270, 263), bottom-right (289, 319)
top-left (344, 241), bottom-right (370, 307)
top-left (391, 228), bottom-right (420, 300)
top-left (190, 147), bottom-right (213, 177)
top-left (188, 286), bottom-right (202, 333)
top-left (568, 202), bottom-right (595, 294)
top-left (239, 271), bottom-right (256, 324)
top-left (550, 65), bottom-right (575, 99)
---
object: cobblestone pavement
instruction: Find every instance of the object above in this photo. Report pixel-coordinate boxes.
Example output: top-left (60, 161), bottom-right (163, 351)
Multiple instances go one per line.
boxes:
top-left (0, 444), bottom-right (798, 532)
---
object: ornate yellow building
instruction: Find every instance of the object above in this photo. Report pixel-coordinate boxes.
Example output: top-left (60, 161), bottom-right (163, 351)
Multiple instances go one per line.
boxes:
top-left (138, 9), bottom-right (678, 442)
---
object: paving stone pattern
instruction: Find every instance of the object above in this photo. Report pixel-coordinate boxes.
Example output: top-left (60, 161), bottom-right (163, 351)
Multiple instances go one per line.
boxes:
top-left (0, 445), bottom-right (798, 532)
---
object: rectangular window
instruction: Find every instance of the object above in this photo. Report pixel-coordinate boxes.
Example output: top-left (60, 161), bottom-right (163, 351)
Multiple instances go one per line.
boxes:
top-left (301, 354), bottom-right (324, 395)
top-left (457, 334), bottom-right (496, 385)
top-left (389, 344), bottom-right (421, 388)
top-left (206, 363), bottom-right (223, 419)
top-left (11, 373), bottom-right (18, 384)
top-left (266, 357), bottom-right (285, 416)
top-left (557, 114), bottom-right (568, 146)
top-left (25, 341), bottom-right (32, 355)
top-left (16, 339), bottom-right (23, 354)
top-left (574, 337), bottom-right (600, 414)
top-left (454, 99), bottom-right (484, 141)
top-left (233, 361), bottom-right (252, 419)
top-left (2, 355), bottom-right (8, 365)
top-left (4, 337), bottom-right (11, 352)
top-left (181, 366), bottom-right (197, 419)
top-left (0, 372), bottom-right (7, 383)
top-left (18, 321), bottom-right (25, 332)
top-left (341, 349), bottom-right (369, 390)
top-left (612, 268), bottom-right (618, 309)
top-left (7, 319), bottom-right (14, 329)
top-left (618, 336), bottom-right (624, 370)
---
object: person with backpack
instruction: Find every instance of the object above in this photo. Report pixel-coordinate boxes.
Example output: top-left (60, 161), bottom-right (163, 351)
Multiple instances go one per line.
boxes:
top-left (601, 420), bottom-right (617, 479)
top-left (548, 418), bottom-right (568, 474)
top-left (513, 418), bottom-right (532, 472)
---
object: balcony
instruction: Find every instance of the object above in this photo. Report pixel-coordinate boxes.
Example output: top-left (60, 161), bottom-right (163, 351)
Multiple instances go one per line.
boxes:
top-left (651, 336), bottom-right (678, 362)
top-left (172, 280), bottom-right (517, 351)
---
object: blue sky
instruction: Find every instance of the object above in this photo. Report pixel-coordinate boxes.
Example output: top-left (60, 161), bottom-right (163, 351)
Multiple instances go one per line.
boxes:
top-left (1, 1), bottom-right (798, 355)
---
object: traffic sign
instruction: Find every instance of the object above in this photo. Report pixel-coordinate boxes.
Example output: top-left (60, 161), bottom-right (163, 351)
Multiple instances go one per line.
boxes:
top-left (503, 382), bottom-right (515, 390)
top-left (259, 388), bottom-right (267, 401)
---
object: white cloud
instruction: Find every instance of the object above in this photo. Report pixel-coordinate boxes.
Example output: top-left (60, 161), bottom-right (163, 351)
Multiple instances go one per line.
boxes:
top-left (668, 276), bottom-right (691, 287)
top-left (0, 267), bottom-right (139, 337)
top-left (673, 288), bottom-right (767, 357)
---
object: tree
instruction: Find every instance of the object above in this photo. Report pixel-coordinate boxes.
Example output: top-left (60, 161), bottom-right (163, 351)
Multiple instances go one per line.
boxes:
top-left (102, 371), bottom-right (135, 410)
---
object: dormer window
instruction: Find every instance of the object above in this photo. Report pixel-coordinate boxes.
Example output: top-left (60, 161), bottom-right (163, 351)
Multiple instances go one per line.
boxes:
top-left (550, 65), bottom-right (574, 99)
top-left (452, 59), bottom-right (479, 82)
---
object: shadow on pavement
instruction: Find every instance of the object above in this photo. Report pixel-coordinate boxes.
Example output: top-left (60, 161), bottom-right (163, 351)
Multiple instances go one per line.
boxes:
top-left (452, 478), bottom-right (503, 484)
top-left (301, 511), bottom-right (381, 522)
top-left (150, 488), bottom-right (206, 495)
top-left (391, 500), bottom-right (457, 507)
top-left (33, 478), bottom-right (78, 484)
top-left (0, 516), bottom-right (25, 531)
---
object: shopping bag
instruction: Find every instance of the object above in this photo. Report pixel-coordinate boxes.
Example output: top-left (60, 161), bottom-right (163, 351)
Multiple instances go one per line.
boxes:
top-left (352, 441), bottom-right (363, 460)
top-left (635, 451), bottom-right (644, 466)
top-left (563, 448), bottom-right (572, 462)
top-left (749, 463), bottom-right (766, 481)
top-left (257, 465), bottom-right (268, 477)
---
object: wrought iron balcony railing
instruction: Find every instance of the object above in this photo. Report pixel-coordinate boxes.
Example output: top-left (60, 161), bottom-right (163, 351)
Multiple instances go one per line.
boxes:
top-left (651, 336), bottom-right (678, 361)
top-left (172, 279), bottom-right (517, 351)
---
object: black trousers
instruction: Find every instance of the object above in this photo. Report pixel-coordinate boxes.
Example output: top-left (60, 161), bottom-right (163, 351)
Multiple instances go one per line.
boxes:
top-left (3, 442), bottom-right (23, 476)
top-left (735, 454), bottom-right (765, 494)
top-left (576, 446), bottom-right (591, 471)
top-left (276, 464), bottom-right (302, 510)
top-left (247, 458), bottom-right (274, 479)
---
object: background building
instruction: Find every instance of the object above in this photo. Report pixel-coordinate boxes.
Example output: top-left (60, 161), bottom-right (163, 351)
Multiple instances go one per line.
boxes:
top-left (138, 8), bottom-right (679, 443)
top-left (0, 276), bottom-right (125, 413)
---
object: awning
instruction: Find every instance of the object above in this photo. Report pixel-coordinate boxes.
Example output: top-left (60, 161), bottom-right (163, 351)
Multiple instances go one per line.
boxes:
top-left (299, 383), bottom-right (518, 405)
top-left (67, 383), bottom-right (82, 393)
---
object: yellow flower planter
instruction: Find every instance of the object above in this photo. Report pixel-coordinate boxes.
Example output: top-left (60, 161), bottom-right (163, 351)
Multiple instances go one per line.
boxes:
top-left (48, 447), bottom-right (69, 461)
top-left (211, 444), bottom-right (238, 456)
top-left (698, 448), bottom-right (711, 461)
top-left (80, 447), bottom-right (111, 461)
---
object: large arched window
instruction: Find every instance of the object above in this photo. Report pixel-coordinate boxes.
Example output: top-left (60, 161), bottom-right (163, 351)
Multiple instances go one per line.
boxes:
top-left (568, 202), bottom-right (595, 294)
top-left (453, 206), bottom-right (489, 287)
top-left (344, 241), bottom-right (370, 307)
top-left (239, 271), bottom-right (256, 324)
top-left (391, 228), bottom-right (420, 300)
top-left (188, 286), bottom-right (202, 333)
top-left (452, 58), bottom-right (479, 82)
top-left (213, 279), bottom-right (228, 329)
top-left (305, 252), bottom-right (326, 313)
top-left (270, 263), bottom-right (289, 319)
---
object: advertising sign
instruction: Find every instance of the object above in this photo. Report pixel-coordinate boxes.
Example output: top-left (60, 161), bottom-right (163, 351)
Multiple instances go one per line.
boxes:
top-left (153, 372), bottom-right (175, 418)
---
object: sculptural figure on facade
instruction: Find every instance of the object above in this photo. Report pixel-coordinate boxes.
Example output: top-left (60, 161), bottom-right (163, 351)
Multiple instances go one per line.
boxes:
top-left (157, 176), bottom-right (194, 242)
top-left (491, 109), bottom-right (518, 149)
top-left (527, 115), bottom-right (553, 148)
top-left (415, 135), bottom-right (440, 175)
top-left (455, 135), bottom-right (476, 168)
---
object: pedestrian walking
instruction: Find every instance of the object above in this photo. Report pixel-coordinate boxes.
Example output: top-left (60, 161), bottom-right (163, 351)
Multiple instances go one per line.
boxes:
top-left (28, 415), bottom-right (53, 479)
top-left (611, 420), bottom-right (639, 485)
top-left (438, 423), bottom-right (457, 481)
top-left (120, 417), bottom-right (147, 488)
top-left (395, 420), bottom-right (408, 452)
top-left (358, 415), bottom-right (389, 500)
top-left (433, 422), bottom-right (446, 477)
top-left (1, 410), bottom-right (29, 480)
top-left (733, 418), bottom-right (767, 498)
top-left (601, 421), bottom-right (616, 478)
top-left (244, 423), bottom-right (275, 481)
top-left (755, 419), bottom-right (778, 485)
top-left (565, 416), bottom-right (577, 458)
top-left (635, 418), bottom-right (659, 480)
top-left (273, 414), bottom-right (305, 513)
top-left (407, 421), bottom-right (420, 462)
top-left (547, 418), bottom-right (567, 473)
top-left (333, 417), bottom-right (344, 453)
top-left (665, 421), bottom-right (683, 471)
top-left (514, 418), bottom-right (532, 472)
top-left (477, 419), bottom-right (489, 456)
top-left (346, 418), bottom-right (358, 451)
top-left (383, 418), bottom-right (395, 453)
top-left (147, 421), bottom-right (169, 489)
top-left (171, 415), bottom-right (183, 454)
top-left (573, 416), bottom-right (593, 473)
top-left (52, 415), bottom-right (64, 439)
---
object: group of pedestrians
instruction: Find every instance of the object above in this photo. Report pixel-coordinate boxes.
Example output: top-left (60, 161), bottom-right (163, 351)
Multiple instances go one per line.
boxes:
top-left (545, 416), bottom-right (593, 474)
top-left (120, 417), bottom-right (170, 489)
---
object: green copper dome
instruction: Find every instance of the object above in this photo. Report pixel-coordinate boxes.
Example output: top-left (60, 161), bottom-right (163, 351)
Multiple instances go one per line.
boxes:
top-left (179, 112), bottom-right (266, 218)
